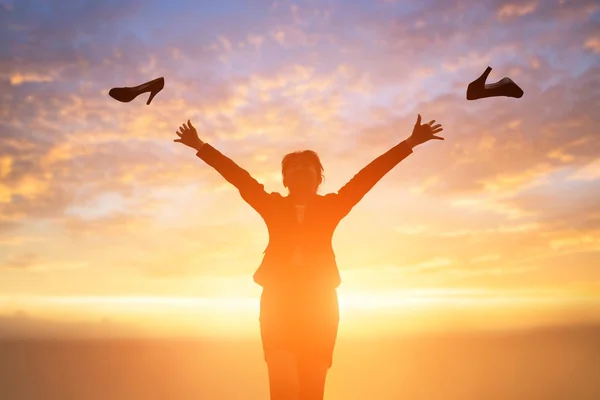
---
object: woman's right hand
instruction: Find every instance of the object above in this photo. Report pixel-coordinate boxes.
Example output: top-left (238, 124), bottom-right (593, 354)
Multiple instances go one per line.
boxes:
top-left (174, 119), bottom-right (205, 150)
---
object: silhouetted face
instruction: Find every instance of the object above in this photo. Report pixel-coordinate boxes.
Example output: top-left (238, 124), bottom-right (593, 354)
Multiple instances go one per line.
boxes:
top-left (283, 159), bottom-right (320, 194)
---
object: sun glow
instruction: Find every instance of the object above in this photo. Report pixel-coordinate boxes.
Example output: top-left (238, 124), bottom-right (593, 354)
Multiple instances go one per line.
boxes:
top-left (2, 286), bottom-right (598, 338)
top-left (1, 288), bottom-right (572, 315)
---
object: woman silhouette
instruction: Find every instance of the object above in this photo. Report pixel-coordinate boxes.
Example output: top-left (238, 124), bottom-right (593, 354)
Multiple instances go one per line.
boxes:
top-left (174, 115), bottom-right (443, 400)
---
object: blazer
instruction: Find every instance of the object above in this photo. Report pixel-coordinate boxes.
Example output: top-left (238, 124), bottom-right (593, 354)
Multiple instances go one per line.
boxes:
top-left (196, 140), bottom-right (413, 290)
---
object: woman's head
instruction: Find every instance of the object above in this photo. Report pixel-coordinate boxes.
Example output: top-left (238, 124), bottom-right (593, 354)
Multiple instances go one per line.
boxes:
top-left (281, 150), bottom-right (324, 194)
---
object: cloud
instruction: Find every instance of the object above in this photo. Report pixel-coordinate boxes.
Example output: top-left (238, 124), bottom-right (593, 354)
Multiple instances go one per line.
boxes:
top-left (0, 0), bottom-right (144, 85)
top-left (272, 30), bottom-right (286, 45)
top-left (585, 36), bottom-right (600, 53)
top-left (246, 34), bottom-right (265, 50)
top-left (568, 158), bottom-right (600, 181)
top-left (1, 252), bottom-right (38, 269)
top-left (0, 251), bottom-right (89, 271)
top-left (497, 2), bottom-right (539, 20)
top-left (470, 254), bottom-right (502, 263)
top-left (394, 222), bottom-right (541, 238)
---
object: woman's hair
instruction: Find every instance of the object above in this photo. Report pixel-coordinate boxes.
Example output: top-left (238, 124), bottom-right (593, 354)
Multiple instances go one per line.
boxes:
top-left (281, 150), bottom-right (325, 188)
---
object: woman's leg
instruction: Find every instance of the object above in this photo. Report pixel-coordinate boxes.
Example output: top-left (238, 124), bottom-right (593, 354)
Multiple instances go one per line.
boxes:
top-left (297, 357), bottom-right (330, 400)
top-left (266, 349), bottom-right (300, 400)
top-left (296, 288), bottom-right (338, 399)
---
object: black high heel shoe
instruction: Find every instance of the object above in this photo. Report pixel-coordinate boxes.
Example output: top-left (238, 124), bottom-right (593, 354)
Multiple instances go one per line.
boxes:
top-left (466, 66), bottom-right (523, 100)
top-left (109, 77), bottom-right (165, 105)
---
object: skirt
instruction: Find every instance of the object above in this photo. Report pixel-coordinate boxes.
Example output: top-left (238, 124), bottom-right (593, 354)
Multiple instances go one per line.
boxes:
top-left (259, 284), bottom-right (339, 369)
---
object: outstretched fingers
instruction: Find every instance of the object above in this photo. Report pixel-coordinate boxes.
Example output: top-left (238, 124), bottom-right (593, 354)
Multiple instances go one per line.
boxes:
top-left (174, 128), bottom-right (183, 143)
top-left (431, 123), bottom-right (444, 139)
top-left (415, 114), bottom-right (422, 126)
top-left (175, 121), bottom-right (187, 143)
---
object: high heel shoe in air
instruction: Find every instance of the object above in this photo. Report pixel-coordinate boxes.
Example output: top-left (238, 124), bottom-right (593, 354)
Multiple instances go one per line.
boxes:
top-left (109, 77), bottom-right (165, 105)
top-left (466, 66), bottom-right (523, 100)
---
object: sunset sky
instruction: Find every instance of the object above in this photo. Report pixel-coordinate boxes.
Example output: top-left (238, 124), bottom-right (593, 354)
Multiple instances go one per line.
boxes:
top-left (1, 0), bottom-right (599, 338)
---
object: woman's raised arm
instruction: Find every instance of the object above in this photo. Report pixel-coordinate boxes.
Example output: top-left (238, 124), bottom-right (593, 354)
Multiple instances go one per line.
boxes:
top-left (333, 114), bottom-right (444, 218)
top-left (175, 120), bottom-right (271, 215)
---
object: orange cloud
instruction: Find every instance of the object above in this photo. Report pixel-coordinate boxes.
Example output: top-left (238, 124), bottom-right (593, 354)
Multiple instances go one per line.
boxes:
top-left (9, 72), bottom-right (55, 86)
top-left (497, 2), bottom-right (539, 20)
top-left (568, 159), bottom-right (600, 181)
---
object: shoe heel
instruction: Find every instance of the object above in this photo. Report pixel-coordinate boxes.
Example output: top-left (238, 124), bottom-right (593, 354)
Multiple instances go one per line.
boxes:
top-left (147, 89), bottom-right (158, 105)
top-left (481, 66), bottom-right (492, 80)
